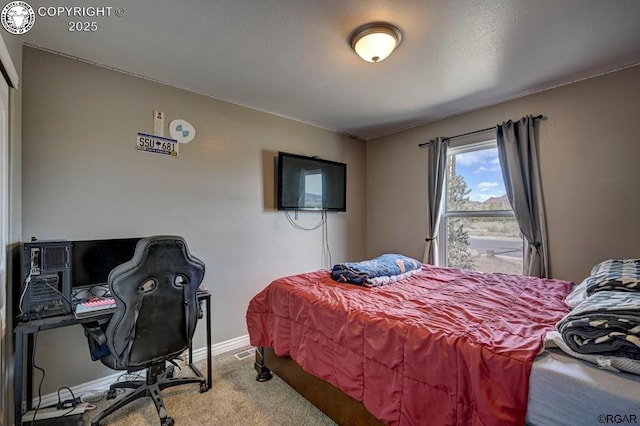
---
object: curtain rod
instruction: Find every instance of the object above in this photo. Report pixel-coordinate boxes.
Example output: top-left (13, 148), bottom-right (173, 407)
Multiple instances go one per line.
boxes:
top-left (418, 115), bottom-right (543, 148)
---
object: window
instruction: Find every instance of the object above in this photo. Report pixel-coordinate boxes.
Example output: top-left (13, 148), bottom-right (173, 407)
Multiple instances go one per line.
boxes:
top-left (439, 140), bottom-right (523, 274)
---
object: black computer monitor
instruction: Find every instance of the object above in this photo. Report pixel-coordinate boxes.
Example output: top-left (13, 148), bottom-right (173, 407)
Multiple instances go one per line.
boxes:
top-left (71, 237), bottom-right (142, 291)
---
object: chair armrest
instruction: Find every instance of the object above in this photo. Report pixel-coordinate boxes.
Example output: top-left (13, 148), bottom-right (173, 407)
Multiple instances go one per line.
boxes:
top-left (198, 300), bottom-right (204, 319)
top-left (83, 322), bottom-right (107, 345)
top-left (82, 321), bottom-right (111, 361)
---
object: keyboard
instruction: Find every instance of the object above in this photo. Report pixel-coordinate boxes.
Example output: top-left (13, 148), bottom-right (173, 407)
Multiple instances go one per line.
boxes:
top-left (74, 298), bottom-right (116, 319)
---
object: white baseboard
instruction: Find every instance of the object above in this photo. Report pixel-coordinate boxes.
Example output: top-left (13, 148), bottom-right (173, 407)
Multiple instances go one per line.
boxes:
top-left (191, 334), bottom-right (250, 360)
top-left (29, 334), bottom-right (250, 410)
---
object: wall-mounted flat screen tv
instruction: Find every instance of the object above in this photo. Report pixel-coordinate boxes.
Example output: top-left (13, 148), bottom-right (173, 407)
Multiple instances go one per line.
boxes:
top-left (277, 152), bottom-right (347, 211)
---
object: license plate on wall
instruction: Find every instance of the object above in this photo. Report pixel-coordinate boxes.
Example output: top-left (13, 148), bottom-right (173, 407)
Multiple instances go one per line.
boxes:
top-left (136, 132), bottom-right (179, 157)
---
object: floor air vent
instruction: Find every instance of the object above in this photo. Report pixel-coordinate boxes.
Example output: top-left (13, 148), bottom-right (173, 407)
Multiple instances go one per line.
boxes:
top-left (234, 349), bottom-right (255, 360)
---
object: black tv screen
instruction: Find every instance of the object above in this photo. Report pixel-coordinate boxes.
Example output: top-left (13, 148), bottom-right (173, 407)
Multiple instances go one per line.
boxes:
top-left (277, 152), bottom-right (346, 211)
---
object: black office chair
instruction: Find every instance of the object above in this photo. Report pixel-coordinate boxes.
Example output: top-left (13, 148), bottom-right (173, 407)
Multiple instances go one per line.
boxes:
top-left (84, 235), bottom-right (208, 426)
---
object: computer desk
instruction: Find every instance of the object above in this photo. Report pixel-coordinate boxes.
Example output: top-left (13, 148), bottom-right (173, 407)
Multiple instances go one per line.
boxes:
top-left (13, 290), bottom-right (212, 426)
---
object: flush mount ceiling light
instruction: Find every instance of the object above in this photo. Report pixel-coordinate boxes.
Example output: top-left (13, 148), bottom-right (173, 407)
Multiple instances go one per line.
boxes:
top-left (349, 22), bottom-right (402, 63)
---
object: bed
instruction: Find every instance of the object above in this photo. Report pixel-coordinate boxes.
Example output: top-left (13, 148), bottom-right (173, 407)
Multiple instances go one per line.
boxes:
top-left (246, 262), bottom-right (640, 425)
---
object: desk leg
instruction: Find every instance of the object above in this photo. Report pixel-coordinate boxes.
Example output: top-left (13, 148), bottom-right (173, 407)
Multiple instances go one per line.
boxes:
top-left (13, 329), bottom-right (24, 426)
top-left (187, 297), bottom-right (211, 391)
top-left (26, 333), bottom-right (34, 410)
top-left (205, 296), bottom-right (212, 389)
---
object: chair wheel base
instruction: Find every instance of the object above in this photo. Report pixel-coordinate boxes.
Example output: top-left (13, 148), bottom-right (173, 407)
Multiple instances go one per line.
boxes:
top-left (199, 383), bottom-right (208, 393)
top-left (162, 416), bottom-right (175, 426)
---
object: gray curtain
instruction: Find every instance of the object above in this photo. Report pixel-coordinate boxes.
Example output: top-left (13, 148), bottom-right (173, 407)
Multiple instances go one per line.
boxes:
top-left (423, 137), bottom-right (448, 264)
top-left (496, 116), bottom-right (548, 277)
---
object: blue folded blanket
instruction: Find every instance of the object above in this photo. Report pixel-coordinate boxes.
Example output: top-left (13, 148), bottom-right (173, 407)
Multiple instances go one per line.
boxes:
top-left (331, 254), bottom-right (422, 287)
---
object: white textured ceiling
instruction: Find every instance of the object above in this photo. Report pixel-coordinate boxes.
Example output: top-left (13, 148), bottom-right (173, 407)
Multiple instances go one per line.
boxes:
top-left (23, 0), bottom-right (640, 140)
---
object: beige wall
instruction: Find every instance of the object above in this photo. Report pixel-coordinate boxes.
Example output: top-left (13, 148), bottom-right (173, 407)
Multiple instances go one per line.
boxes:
top-left (21, 47), bottom-right (366, 392)
top-left (367, 65), bottom-right (640, 283)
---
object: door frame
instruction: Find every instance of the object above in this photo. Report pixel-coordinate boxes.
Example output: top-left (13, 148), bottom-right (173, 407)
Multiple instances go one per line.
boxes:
top-left (0, 32), bottom-right (18, 426)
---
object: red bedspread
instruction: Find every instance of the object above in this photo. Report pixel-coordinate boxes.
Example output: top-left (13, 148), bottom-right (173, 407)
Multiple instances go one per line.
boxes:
top-left (246, 265), bottom-right (572, 425)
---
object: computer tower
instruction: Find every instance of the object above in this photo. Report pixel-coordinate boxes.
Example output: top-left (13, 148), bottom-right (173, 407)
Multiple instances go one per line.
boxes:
top-left (20, 240), bottom-right (72, 320)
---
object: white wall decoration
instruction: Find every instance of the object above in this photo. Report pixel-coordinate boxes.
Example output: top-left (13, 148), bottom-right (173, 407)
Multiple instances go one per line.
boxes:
top-left (169, 119), bottom-right (196, 144)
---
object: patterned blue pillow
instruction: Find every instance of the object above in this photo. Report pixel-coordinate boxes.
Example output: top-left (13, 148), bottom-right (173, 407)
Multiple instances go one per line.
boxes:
top-left (585, 259), bottom-right (640, 296)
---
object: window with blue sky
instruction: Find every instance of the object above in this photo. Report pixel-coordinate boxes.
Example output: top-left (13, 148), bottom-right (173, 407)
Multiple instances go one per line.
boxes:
top-left (454, 147), bottom-right (506, 203)
top-left (442, 141), bottom-right (522, 274)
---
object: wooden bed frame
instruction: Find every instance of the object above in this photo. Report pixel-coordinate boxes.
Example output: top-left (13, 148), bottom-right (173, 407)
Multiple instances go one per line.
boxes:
top-left (254, 347), bottom-right (384, 425)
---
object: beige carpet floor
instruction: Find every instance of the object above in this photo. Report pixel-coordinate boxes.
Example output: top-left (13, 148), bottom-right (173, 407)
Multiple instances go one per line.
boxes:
top-left (81, 346), bottom-right (336, 426)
